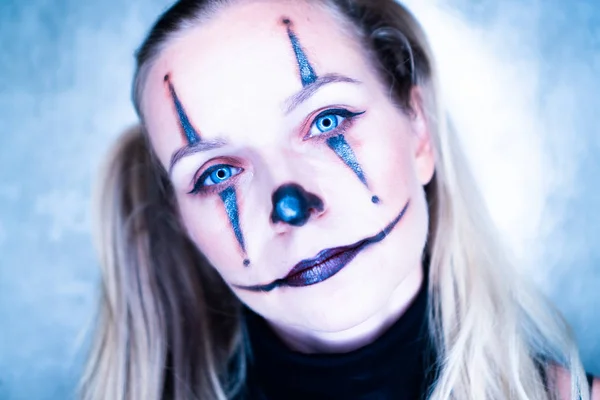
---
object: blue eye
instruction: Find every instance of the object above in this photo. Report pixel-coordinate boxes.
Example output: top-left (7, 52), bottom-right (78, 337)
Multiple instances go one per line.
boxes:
top-left (316, 115), bottom-right (340, 131)
top-left (190, 164), bottom-right (243, 194)
top-left (307, 109), bottom-right (365, 139)
top-left (310, 114), bottom-right (343, 137)
top-left (203, 165), bottom-right (241, 186)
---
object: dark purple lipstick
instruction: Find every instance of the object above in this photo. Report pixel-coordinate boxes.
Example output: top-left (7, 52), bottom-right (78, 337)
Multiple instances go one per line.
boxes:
top-left (283, 238), bottom-right (367, 287)
top-left (233, 200), bottom-right (410, 293)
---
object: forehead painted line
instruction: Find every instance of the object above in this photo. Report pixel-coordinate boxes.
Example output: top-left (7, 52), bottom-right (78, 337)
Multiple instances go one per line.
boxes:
top-left (164, 74), bottom-right (201, 145)
top-left (142, 1), bottom-right (378, 166)
top-left (282, 17), bottom-right (318, 87)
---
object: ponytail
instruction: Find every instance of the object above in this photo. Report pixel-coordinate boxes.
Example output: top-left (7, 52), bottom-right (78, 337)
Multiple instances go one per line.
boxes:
top-left (80, 126), bottom-right (242, 400)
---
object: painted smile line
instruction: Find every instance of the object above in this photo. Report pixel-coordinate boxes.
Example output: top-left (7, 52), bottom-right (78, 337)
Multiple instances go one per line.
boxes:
top-left (233, 200), bottom-right (410, 293)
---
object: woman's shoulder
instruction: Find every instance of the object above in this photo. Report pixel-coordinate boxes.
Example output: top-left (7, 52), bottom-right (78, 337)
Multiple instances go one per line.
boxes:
top-left (550, 365), bottom-right (599, 400)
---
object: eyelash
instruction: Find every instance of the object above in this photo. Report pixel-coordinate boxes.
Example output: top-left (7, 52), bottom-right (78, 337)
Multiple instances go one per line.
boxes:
top-left (188, 107), bottom-right (366, 195)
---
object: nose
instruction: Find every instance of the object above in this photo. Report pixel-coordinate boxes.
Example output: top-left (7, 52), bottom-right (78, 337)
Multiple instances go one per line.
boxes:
top-left (271, 183), bottom-right (324, 227)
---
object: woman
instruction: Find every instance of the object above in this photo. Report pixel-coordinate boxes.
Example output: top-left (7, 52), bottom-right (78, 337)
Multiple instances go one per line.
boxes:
top-left (81, 0), bottom-right (598, 399)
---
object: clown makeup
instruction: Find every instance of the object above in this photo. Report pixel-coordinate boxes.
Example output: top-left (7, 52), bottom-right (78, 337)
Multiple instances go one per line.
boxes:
top-left (165, 75), bottom-right (250, 265)
top-left (236, 199), bottom-right (410, 292)
top-left (270, 183), bottom-right (325, 227)
top-left (143, 0), bottom-right (435, 344)
top-left (283, 18), bottom-right (318, 87)
top-left (219, 187), bottom-right (251, 266)
top-left (165, 74), bottom-right (201, 145)
top-left (282, 17), bottom-right (378, 201)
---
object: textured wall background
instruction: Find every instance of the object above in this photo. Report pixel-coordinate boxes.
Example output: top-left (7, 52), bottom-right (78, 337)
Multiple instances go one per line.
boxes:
top-left (0, 0), bottom-right (598, 398)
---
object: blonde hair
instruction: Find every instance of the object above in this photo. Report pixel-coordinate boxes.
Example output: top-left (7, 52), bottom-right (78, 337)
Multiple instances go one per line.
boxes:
top-left (81, 0), bottom-right (590, 399)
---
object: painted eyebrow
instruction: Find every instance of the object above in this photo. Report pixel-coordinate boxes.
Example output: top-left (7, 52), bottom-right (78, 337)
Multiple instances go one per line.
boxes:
top-left (168, 138), bottom-right (227, 177)
top-left (283, 73), bottom-right (361, 114)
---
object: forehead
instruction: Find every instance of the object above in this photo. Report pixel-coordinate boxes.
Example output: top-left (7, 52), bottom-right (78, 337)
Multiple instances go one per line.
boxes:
top-left (142, 0), bottom-right (375, 165)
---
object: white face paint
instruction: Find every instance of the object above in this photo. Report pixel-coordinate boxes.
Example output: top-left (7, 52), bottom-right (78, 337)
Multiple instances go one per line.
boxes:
top-left (142, 0), bottom-right (435, 352)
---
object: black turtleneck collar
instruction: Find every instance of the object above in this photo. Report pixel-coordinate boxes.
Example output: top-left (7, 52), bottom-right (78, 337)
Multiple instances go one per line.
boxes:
top-left (240, 266), bottom-right (436, 400)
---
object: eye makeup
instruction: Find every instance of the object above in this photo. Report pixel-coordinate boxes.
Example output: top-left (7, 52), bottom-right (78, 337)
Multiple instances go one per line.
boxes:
top-left (219, 186), bottom-right (251, 267)
top-left (191, 176), bottom-right (251, 266)
top-left (304, 108), bottom-right (381, 204)
top-left (164, 74), bottom-right (201, 145)
top-left (189, 163), bottom-right (243, 195)
top-left (280, 18), bottom-right (378, 203)
top-left (326, 134), bottom-right (381, 204)
top-left (282, 18), bottom-right (318, 87)
top-left (185, 161), bottom-right (250, 266)
top-left (326, 134), bottom-right (368, 186)
top-left (304, 108), bottom-right (364, 140)
top-left (164, 74), bottom-right (249, 266)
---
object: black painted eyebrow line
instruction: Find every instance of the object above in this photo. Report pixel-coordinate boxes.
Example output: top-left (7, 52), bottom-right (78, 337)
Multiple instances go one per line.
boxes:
top-left (283, 73), bottom-right (362, 114)
top-left (168, 139), bottom-right (228, 177)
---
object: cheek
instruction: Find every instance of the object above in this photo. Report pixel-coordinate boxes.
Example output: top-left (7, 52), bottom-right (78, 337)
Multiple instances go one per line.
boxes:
top-left (177, 194), bottom-right (244, 273)
top-left (351, 115), bottom-right (418, 202)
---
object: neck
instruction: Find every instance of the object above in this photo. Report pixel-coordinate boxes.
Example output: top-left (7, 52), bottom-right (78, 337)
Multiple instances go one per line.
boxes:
top-left (265, 264), bottom-right (424, 354)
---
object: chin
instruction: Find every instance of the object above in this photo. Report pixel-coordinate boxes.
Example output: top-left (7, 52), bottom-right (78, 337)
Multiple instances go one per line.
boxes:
top-left (302, 297), bottom-right (389, 334)
top-left (279, 251), bottom-right (416, 333)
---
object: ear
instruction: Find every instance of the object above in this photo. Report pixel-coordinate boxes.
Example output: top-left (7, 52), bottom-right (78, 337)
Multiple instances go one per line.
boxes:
top-left (408, 87), bottom-right (435, 186)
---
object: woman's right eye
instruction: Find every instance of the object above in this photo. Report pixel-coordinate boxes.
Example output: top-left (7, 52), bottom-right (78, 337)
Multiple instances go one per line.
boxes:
top-left (190, 164), bottom-right (242, 194)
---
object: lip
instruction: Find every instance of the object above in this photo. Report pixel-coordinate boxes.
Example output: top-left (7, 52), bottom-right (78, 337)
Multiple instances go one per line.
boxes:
top-left (283, 238), bottom-right (368, 286)
top-left (233, 200), bottom-right (410, 292)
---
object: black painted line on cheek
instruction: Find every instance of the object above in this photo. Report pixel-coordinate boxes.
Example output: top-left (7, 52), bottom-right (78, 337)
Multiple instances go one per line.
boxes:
top-left (219, 187), bottom-right (250, 267)
top-left (326, 134), bottom-right (368, 185)
top-left (164, 74), bottom-right (201, 145)
top-left (282, 18), bottom-right (318, 87)
top-left (326, 135), bottom-right (382, 204)
top-left (233, 199), bottom-right (411, 293)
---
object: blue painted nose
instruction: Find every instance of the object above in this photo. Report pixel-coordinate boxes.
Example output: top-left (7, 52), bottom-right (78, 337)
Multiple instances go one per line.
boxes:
top-left (271, 183), bottom-right (324, 227)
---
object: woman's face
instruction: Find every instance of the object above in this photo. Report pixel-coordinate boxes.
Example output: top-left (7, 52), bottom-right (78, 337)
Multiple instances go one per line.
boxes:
top-left (142, 0), bottom-right (435, 334)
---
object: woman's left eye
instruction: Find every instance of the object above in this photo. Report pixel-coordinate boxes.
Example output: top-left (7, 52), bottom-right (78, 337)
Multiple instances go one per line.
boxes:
top-left (307, 109), bottom-right (364, 139)
top-left (309, 113), bottom-right (344, 137)
top-left (190, 164), bottom-right (243, 194)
